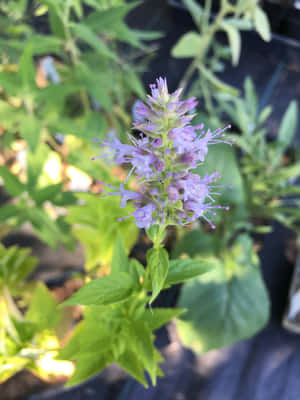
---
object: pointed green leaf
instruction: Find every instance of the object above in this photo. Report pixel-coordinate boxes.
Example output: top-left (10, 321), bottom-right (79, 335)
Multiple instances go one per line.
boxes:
top-left (0, 244), bottom-right (38, 288)
top-left (26, 283), bottom-right (61, 332)
top-left (172, 31), bottom-right (202, 58)
top-left (71, 23), bottom-right (117, 60)
top-left (254, 7), bottom-right (271, 42)
top-left (147, 247), bottom-right (169, 304)
top-left (244, 77), bottom-right (258, 120)
top-left (129, 258), bottom-right (145, 284)
top-left (66, 351), bottom-right (113, 387)
top-left (31, 183), bottom-right (63, 206)
top-left (276, 101), bottom-right (298, 158)
top-left (19, 115), bottom-right (42, 152)
top-left (26, 208), bottom-right (61, 248)
top-left (111, 235), bottom-right (129, 275)
top-left (46, 2), bottom-right (65, 39)
top-left (183, 0), bottom-right (203, 28)
top-left (123, 320), bottom-right (157, 384)
top-left (18, 45), bottom-right (35, 89)
top-left (118, 350), bottom-right (148, 387)
top-left (143, 308), bottom-right (185, 331)
top-left (26, 143), bottom-right (49, 189)
top-left (165, 258), bottom-right (215, 287)
top-left (62, 272), bottom-right (134, 307)
top-left (221, 23), bottom-right (241, 66)
top-left (0, 166), bottom-right (25, 197)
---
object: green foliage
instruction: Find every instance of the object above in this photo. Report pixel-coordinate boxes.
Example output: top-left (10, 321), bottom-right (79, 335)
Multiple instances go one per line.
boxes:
top-left (62, 273), bottom-right (134, 307)
top-left (253, 7), bottom-right (271, 42)
top-left (172, 32), bottom-right (203, 58)
top-left (0, 243), bottom-right (38, 291)
top-left (222, 78), bottom-right (300, 231)
top-left (66, 193), bottom-right (139, 270)
top-left (165, 258), bottom-right (214, 287)
top-left (58, 301), bottom-right (163, 387)
top-left (0, 0), bottom-right (156, 251)
top-left (171, 0), bottom-right (272, 118)
top-left (0, 283), bottom-right (64, 383)
top-left (59, 235), bottom-right (208, 386)
top-left (275, 101), bottom-right (298, 163)
top-left (177, 235), bottom-right (270, 352)
top-left (147, 247), bottom-right (169, 303)
top-left (26, 283), bottom-right (62, 332)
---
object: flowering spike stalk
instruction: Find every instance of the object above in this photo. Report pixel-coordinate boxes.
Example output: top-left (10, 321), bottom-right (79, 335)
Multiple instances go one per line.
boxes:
top-left (93, 77), bottom-right (231, 230)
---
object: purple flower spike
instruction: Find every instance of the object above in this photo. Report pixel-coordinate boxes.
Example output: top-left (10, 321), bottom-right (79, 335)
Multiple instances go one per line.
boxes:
top-left (93, 77), bottom-right (231, 229)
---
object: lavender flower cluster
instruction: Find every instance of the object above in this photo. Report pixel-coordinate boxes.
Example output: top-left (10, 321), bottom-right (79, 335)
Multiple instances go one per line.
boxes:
top-left (93, 78), bottom-right (231, 230)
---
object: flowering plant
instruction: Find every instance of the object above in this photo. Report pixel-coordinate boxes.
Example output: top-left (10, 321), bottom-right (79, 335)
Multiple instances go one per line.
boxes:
top-left (95, 77), bottom-right (231, 232)
top-left (60, 78), bottom-right (233, 386)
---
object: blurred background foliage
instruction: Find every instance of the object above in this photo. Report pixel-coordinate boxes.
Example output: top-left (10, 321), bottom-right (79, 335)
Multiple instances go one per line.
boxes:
top-left (0, 0), bottom-right (299, 390)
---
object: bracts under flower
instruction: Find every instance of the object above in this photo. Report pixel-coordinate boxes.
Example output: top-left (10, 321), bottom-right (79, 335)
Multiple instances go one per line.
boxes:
top-left (93, 77), bottom-right (232, 230)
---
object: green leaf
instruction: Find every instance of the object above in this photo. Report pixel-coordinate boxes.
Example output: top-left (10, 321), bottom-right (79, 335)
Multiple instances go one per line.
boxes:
top-left (223, 18), bottom-right (252, 30)
top-left (62, 272), bottom-right (134, 306)
top-left (254, 7), bottom-right (271, 42)
top-left (123, 320), bottom-right (157, 385)
top-left (0, 73), bottom-right (21, 96)
top-left (45, 1), bottom-right (65, 39)
top-left (183, 0), bottom-right (203, 28)
top-left (269, 163), bottom-right (300, 184)
top-left (165, 258), bottom-right (215, 287)
top-left (26, 143), bottom-right (49, 189)
top-left (71, 23), bottom-right (118, 60)
top-left (18, 45), bottom-right (35, 89)
top-left (143, 308), bottom-right (185, 331)
top-left (67, 194), bottom-right (138, 270)
top-left (244, 77), bottom-right (258, 121)
top-left (26, 283), bottom-right (61, 332)
top-left (19, 115), bottom-right (42, 152)
top-left (221, 23), bottom-right (241, 66)
top-left (66, 351), bottom-right (113, 387)
top-left (73, 64), bottom-right (112, 111)
top-left (27, 34), bottom-right (63, 55)
top-left (0, 244), bottom-right (38, 289)
top-left (198, 64), bottom-right (239, 96)
top-left (258, 105), bottom-right (272, 125)
top-left (0, 204), bottom-right (20, 223)
top-left (58, 306), bottom-right (113, 361)
top-left (177, 235), bottom-right (270, 352)
top-left (146, 247), bottom-right (169, 304)
top-left (110, 235), bottom-right (130, 275)
top-left (31, 183), bottom-right (62, 206)
top-left (172, 31), bottom-right (202, 58)
top-left (118, 350), bottom-right (148, 387)
top-left (129, 259), bottom-right (145, 284)
top-left (70, 0), bottom-right (83, 18)
top-left (0, 166), bottom-right (25, 197)
top-left (85, 2), bottom-right (139, 33)
top-left (276, 101), bottom-right (298, 158)
top-left (26, 207), bottom-right (61, 248)
top-left (0, 356), bottom-right (29, 383)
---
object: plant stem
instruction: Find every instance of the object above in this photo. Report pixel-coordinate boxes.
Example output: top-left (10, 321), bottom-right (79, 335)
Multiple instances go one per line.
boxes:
top-left (153, 225), bottom-right (166, 248)
top-left (3, 286), bottom-right (24, 321)
top-left (178, 5), bottom-right (229, 94)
